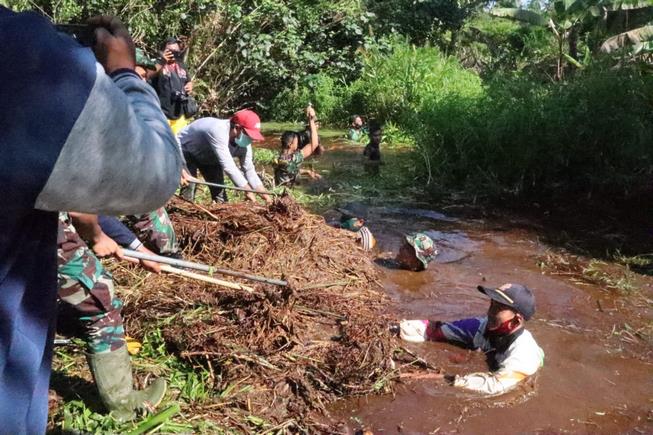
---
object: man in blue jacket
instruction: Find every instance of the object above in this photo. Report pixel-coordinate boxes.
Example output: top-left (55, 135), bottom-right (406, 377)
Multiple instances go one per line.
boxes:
top-left (0, 10), bottom-right (181, 433)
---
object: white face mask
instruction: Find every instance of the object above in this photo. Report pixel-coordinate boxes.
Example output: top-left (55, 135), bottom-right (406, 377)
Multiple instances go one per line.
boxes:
top-left (234, 131), bottom-right (252, 148)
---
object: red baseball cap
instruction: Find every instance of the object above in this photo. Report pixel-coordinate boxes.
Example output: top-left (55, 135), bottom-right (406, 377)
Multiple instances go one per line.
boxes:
top-left (231, 109), bottom-right (264, 141)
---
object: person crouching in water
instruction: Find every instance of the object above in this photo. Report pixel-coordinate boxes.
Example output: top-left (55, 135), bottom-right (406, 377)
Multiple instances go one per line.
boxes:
top-left (394, 232), bottom-right (438, 271)
top-left (274, 105), bottom-right (321, 186)
top-left (363, 122), bottom-right (382, 161)
top-left (338, 212), bottom-right (376, 251)
top-left (398, 283), bottom-right (544, 395)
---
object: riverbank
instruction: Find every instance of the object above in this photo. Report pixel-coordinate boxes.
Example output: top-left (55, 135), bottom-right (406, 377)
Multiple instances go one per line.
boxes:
top-left (48, 128), bottom-right (652, 434)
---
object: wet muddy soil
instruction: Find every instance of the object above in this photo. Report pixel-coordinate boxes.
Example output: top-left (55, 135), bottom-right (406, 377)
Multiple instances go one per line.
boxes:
top-left (260, 133), bottom-right (653, 434)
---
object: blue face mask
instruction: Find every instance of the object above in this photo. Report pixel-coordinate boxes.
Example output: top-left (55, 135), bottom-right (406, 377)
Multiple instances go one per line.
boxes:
top-left (234, 131), bottom-right (252, 148)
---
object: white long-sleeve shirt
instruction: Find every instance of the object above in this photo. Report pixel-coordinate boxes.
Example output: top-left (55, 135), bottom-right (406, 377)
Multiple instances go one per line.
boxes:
top-left (177, 117), bottom-right (263, 188)
top-left (400, 317), bottom-right (544, 395)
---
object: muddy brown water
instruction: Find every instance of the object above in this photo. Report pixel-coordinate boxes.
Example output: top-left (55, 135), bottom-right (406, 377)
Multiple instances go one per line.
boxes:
top-left (261, 133), bottom-right (653, 434)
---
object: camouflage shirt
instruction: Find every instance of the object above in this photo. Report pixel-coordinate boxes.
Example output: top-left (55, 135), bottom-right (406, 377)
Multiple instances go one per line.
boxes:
top-left (274, 151), bottom-right (304, 186)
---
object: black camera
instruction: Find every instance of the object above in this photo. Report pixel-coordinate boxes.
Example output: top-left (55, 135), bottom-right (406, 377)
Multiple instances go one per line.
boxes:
top-left (55, 24), bottom-right (95, 47)
top-left (171, 50), bottom-right (184, 62)
top-left (173, 91), bottom-right (189, 103)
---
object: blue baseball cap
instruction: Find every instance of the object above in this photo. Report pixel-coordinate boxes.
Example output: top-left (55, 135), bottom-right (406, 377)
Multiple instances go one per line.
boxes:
top-left (477, 283), bottom-right (536, 320)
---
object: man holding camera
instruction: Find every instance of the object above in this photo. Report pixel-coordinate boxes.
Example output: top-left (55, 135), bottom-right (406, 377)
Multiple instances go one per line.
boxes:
top-left (0, 9), bottom-right (181, 433)
top-left (150, 37), bottom-right (195, 134)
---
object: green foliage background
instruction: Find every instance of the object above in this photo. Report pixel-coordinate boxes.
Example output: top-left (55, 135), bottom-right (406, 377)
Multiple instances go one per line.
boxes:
top-left (5, 0), bottom-right (653, 196)
top-left (6, 0), bottom-right (374, 116)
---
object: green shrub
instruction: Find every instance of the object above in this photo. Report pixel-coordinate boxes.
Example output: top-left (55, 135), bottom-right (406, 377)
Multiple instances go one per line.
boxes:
top-left (343, 41), bottom-right (653, 196)
top-left (413, 65), bottom-right (653, 194)
top-left (344, 41), bottom-right (483, 125)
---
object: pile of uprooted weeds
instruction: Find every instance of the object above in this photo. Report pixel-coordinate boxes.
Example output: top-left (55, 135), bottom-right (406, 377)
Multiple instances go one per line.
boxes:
top-left (118, 195), bottom-right (402, 432)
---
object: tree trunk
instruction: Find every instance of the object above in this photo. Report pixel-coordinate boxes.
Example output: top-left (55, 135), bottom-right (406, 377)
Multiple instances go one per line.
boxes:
top-left (568, 28), bottom-right (578, 62)
top-left (556, 35), bottom-right (564, 80)
top-left (447, 29), bottom-right (459, 54)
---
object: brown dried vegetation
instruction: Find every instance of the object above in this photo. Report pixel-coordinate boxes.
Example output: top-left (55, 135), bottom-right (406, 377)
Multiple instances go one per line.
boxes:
top-left (118, 196), bottom-right (399, 431)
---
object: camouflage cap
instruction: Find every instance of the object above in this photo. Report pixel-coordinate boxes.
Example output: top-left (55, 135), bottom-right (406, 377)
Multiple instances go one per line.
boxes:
top-left (135, 48), bottom-right (157, 69)
top-left (405, 232), bottom-right (438, 269)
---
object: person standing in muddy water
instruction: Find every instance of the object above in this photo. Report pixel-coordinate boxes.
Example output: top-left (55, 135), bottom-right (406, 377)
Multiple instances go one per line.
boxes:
top-left (296, 112), bottom-right (325, 156)
top-left (363, 122), bottom-right (383, 176)
top-left (363, 122), bottom-right (382, 161)
top-left (347, 114), bottom-right (367, 142)
top-left (178, 110), bottom-right (273, 204)
top-left (274, 105), bottom-right (322, 186)
top-left (398, 283), bottom-right (544, 395)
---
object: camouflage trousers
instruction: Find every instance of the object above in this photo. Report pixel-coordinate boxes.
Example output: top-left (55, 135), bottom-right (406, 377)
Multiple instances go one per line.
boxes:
top-left (126, 207), bottom-right (179, 255)
top-left (57, 213), bottom-right (125, 354)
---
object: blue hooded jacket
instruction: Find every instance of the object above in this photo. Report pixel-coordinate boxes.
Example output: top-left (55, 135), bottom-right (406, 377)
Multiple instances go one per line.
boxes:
top-left (0, 7), bottom-right (181, 433)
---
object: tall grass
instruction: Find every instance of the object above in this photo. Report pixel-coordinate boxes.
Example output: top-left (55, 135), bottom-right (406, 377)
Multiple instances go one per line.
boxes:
top-left (344, 42), bottom-right (483, 126)
top-left (341, 42), bottom-right (653, 196)
top-left (414, 66), bottom-right (653, 194)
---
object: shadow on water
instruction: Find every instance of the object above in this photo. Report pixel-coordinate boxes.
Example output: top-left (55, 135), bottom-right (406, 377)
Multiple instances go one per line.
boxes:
top-left (373, 258), bottom-right (403, 270)
top-left (486, 187), bottom-right (653, 275)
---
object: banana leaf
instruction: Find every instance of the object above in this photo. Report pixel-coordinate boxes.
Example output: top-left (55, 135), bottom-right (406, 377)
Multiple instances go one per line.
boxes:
top-left (489, 8), bottom-right (549, 26)
top-left (600, 24), bottom-right (653, 52)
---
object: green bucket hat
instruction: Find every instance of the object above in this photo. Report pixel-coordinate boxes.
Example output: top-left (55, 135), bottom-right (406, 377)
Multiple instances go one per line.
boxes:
top-left (405, 232), bottom-right (438, 269)
top-left (135, 48), bottom-right (157, 69)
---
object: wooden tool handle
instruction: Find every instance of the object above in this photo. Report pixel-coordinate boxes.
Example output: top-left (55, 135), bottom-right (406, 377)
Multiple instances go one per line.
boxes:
top-left (161, 265), bottom-right (255, 292)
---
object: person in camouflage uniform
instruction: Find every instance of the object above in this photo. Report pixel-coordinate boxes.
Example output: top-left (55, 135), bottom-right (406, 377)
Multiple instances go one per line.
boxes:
top-left (274, 105), bottom-right (322, 187)
top-left (122, 53), bottom-right (183, 258)
top-left (396, 232), bottom-right (438, 271)
top-left (57, 213), bottom-right (166, 421)
top-left (274, 137), bottom-right (305, 186)
top-left (338, 213), bottom-right (377, 252)
top-left (125, 207), bottom-right (179, 256)
top-left (57, 212), bottom-right (125, 354)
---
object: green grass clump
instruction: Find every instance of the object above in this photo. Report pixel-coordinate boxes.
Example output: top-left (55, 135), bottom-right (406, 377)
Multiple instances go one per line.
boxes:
top-left (50, 327), bottom-right (228, 434)
top-left (582, 260), bottom-right (639, 293)
top-left (253, 147), bottom-right (277, 165)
